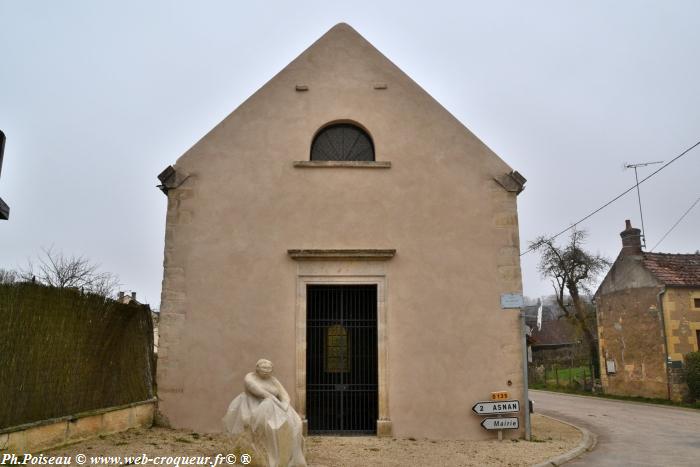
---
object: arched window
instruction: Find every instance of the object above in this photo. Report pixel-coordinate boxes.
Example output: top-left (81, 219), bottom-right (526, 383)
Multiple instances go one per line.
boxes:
top-left (310, 123), bottom-right (374, 161)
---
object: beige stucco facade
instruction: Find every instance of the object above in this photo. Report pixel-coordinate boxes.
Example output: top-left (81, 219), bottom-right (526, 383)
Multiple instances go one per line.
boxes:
top-left (156, 23), bottom-right (526, 440)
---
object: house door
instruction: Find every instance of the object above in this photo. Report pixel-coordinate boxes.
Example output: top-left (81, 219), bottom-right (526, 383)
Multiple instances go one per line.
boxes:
top-left (306, 284), bottom-right (378, 434)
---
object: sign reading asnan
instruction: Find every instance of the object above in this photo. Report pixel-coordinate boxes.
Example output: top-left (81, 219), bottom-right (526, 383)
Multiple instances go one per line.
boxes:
top-left (471, 400), bottom-right (520, 415)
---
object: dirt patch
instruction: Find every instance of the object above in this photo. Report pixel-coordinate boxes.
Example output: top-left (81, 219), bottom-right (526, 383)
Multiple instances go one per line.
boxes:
top-left (47, 414), bottom-right (580, 466)
top-left (48, 428), bottom-right (235, 466)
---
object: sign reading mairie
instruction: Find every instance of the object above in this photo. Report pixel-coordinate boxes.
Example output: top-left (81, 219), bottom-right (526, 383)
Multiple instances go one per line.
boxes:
top-left (481, 417), bottom-right (519, 430)
top-left (471, 400), bottom-right (520, 415)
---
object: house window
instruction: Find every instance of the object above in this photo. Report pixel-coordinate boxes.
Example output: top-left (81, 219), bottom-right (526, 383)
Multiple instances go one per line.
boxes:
top-left (311, 123), bottom-right (374, 161)
top-left (694, 297), bottom-right (700, 309)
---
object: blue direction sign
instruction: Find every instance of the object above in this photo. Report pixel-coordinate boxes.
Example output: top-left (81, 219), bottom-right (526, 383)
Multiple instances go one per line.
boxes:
top-left (481, 417), bottom-right (519, 430)
top-left (472, 400), bottom-right (520, 415)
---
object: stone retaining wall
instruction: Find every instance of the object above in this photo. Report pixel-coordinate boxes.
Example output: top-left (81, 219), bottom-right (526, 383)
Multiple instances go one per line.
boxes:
top-left (0, 399), bottom-right (156, 454)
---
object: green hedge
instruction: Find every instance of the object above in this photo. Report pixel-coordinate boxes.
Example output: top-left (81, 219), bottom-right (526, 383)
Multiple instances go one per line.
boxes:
top-left (0, 283), bottom-right (155, 429)
top-left (686, 351), bottom-right (700, 401)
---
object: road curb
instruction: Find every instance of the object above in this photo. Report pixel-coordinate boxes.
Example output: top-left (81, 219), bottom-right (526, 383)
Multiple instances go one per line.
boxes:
top-left (531, 414), bottom-right (597, 467)
top-left (530, 389), bottom-right (700, 414)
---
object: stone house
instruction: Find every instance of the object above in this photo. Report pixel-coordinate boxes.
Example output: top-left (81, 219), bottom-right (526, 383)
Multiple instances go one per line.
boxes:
top-left (156, 23), bottom-right (526, 439)
top-left (117, 291), bottom-right (141, 305)
top-left (117, 291), bottom-right (159, 353)
top-left (595, 220), bottom-right (700, 401)
top-left (524, 304), bottom-right (592, 383)
top-left (529, 316), bottom-right (581, 359)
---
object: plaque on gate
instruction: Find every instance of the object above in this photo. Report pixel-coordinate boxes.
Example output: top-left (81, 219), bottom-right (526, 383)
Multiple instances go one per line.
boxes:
top-left (325, 324), bottom-right (350, 373)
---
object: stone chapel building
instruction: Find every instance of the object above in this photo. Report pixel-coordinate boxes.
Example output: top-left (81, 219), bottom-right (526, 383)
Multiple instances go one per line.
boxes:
top-left (156, 23), bottom-right (526, 440)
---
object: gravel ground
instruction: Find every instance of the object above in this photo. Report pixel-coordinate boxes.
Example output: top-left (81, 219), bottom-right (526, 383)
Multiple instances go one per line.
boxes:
top-left (306, 415), bottom-right (580, 466)
top-left (47, 414), bottom-right (580, 466)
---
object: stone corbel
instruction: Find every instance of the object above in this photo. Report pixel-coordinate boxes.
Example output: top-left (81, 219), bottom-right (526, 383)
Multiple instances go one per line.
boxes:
top-left (157, 165), bottom-right (190, 194)
top-left (494, 170), bottom-right (527, 194)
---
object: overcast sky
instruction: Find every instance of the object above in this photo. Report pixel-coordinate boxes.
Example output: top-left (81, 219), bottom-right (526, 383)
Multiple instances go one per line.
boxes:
top-left (1, 1), bottom-right (698, 306)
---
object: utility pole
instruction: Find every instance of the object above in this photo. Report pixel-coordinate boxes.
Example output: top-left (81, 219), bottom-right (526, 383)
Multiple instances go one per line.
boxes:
top-left (520, 309), bottom-right (531, 441)
top-left (625, 161), bottom-right (663, 248)
top-left (0, 130), bottom-right (9, 220)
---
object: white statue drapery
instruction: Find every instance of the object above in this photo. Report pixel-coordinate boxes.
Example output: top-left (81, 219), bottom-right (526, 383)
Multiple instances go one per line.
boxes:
top-left (223, 359), bottom-right (307, 467)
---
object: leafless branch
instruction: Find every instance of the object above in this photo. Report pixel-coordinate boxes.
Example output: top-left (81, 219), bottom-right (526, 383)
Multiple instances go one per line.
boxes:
top-left (0, 268), bottom-right (17, 284)
top-left (529, 228), bottom-right (611, 369)
top-left (13, 247), bottom-right (120, 298)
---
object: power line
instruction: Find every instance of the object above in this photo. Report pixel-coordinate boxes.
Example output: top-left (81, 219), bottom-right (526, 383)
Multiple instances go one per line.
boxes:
top-left (649, 195), bottom-right (700, 252)
top-left (521, 139), bottom-right (700, 256)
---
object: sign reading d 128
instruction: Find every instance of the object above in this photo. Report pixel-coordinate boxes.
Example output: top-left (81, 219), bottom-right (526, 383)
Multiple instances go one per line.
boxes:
top-left (472, 400), bottom-right (520, 415)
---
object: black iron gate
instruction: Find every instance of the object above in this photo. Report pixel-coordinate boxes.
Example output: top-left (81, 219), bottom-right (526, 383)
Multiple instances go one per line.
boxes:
top-left (306, 284), bottom-right (378, 435)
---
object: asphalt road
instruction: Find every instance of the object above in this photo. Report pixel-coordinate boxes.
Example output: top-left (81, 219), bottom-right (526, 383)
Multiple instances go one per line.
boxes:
top-left (531, 390), bottom-right (700, 466)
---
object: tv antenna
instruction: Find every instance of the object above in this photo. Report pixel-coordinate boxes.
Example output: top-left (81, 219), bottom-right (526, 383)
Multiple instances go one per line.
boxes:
top-left (625, 160), bottom-right (663, 248)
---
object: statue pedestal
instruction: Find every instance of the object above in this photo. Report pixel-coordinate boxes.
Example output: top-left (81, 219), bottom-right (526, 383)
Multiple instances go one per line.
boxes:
top-left (230, 431), bottom-right (266, 467)
top-left (230, 422), bottom-right (305, 467)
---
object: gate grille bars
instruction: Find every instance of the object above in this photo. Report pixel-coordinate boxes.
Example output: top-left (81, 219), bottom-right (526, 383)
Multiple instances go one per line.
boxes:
top-left (306, 284), bottom-right (378, 435)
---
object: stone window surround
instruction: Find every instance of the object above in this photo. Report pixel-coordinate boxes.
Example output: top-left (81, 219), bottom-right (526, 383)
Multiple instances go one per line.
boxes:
top-left (691, 292), bottom-right (700, 310)
top-left (290, 253), bottom-right (393, 437)
top-left (293, 161), bottom-right (391, 168)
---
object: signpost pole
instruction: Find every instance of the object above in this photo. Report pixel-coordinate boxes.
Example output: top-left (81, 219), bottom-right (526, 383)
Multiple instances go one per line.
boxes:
top-left (520, 310), bottom-right (531, 441)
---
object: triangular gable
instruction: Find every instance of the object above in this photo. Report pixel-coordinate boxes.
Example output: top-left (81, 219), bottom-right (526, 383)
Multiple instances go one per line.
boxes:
top-left (172, 23), bottom-right (517, 180)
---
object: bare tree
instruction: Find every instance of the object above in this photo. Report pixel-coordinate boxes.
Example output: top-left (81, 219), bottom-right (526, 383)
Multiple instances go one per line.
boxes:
top-left (529, 229), bottom-right (610, 376)
top-left (0, 268), bottom-right (17, 284)
top-left (18, 247), bottom-right (120, 298)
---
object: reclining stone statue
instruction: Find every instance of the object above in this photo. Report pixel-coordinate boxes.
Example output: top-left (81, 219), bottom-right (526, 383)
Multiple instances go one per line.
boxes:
top-left (223, 359), bottom-right (307, 467)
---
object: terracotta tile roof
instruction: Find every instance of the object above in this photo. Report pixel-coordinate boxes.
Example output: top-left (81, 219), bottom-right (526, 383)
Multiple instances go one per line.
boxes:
top-left (642, 252), bottom-right (700, 287)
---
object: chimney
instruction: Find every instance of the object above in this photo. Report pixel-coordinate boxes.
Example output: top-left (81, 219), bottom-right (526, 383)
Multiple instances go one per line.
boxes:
top-left (620, 219), bottom-right (642, 256)
top-left (131, 292), bottom-right (137, 300)
top-left (118, 291), bottom-right (124, 300)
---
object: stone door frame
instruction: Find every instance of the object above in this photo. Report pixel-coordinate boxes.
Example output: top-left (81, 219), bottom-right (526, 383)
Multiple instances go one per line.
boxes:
top-left (294, 264), bottom-right (392, 436)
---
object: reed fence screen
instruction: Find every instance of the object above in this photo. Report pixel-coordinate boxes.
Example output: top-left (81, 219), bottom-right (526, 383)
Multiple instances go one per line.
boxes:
top-left (0, 283), bottom-right (155, 429)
